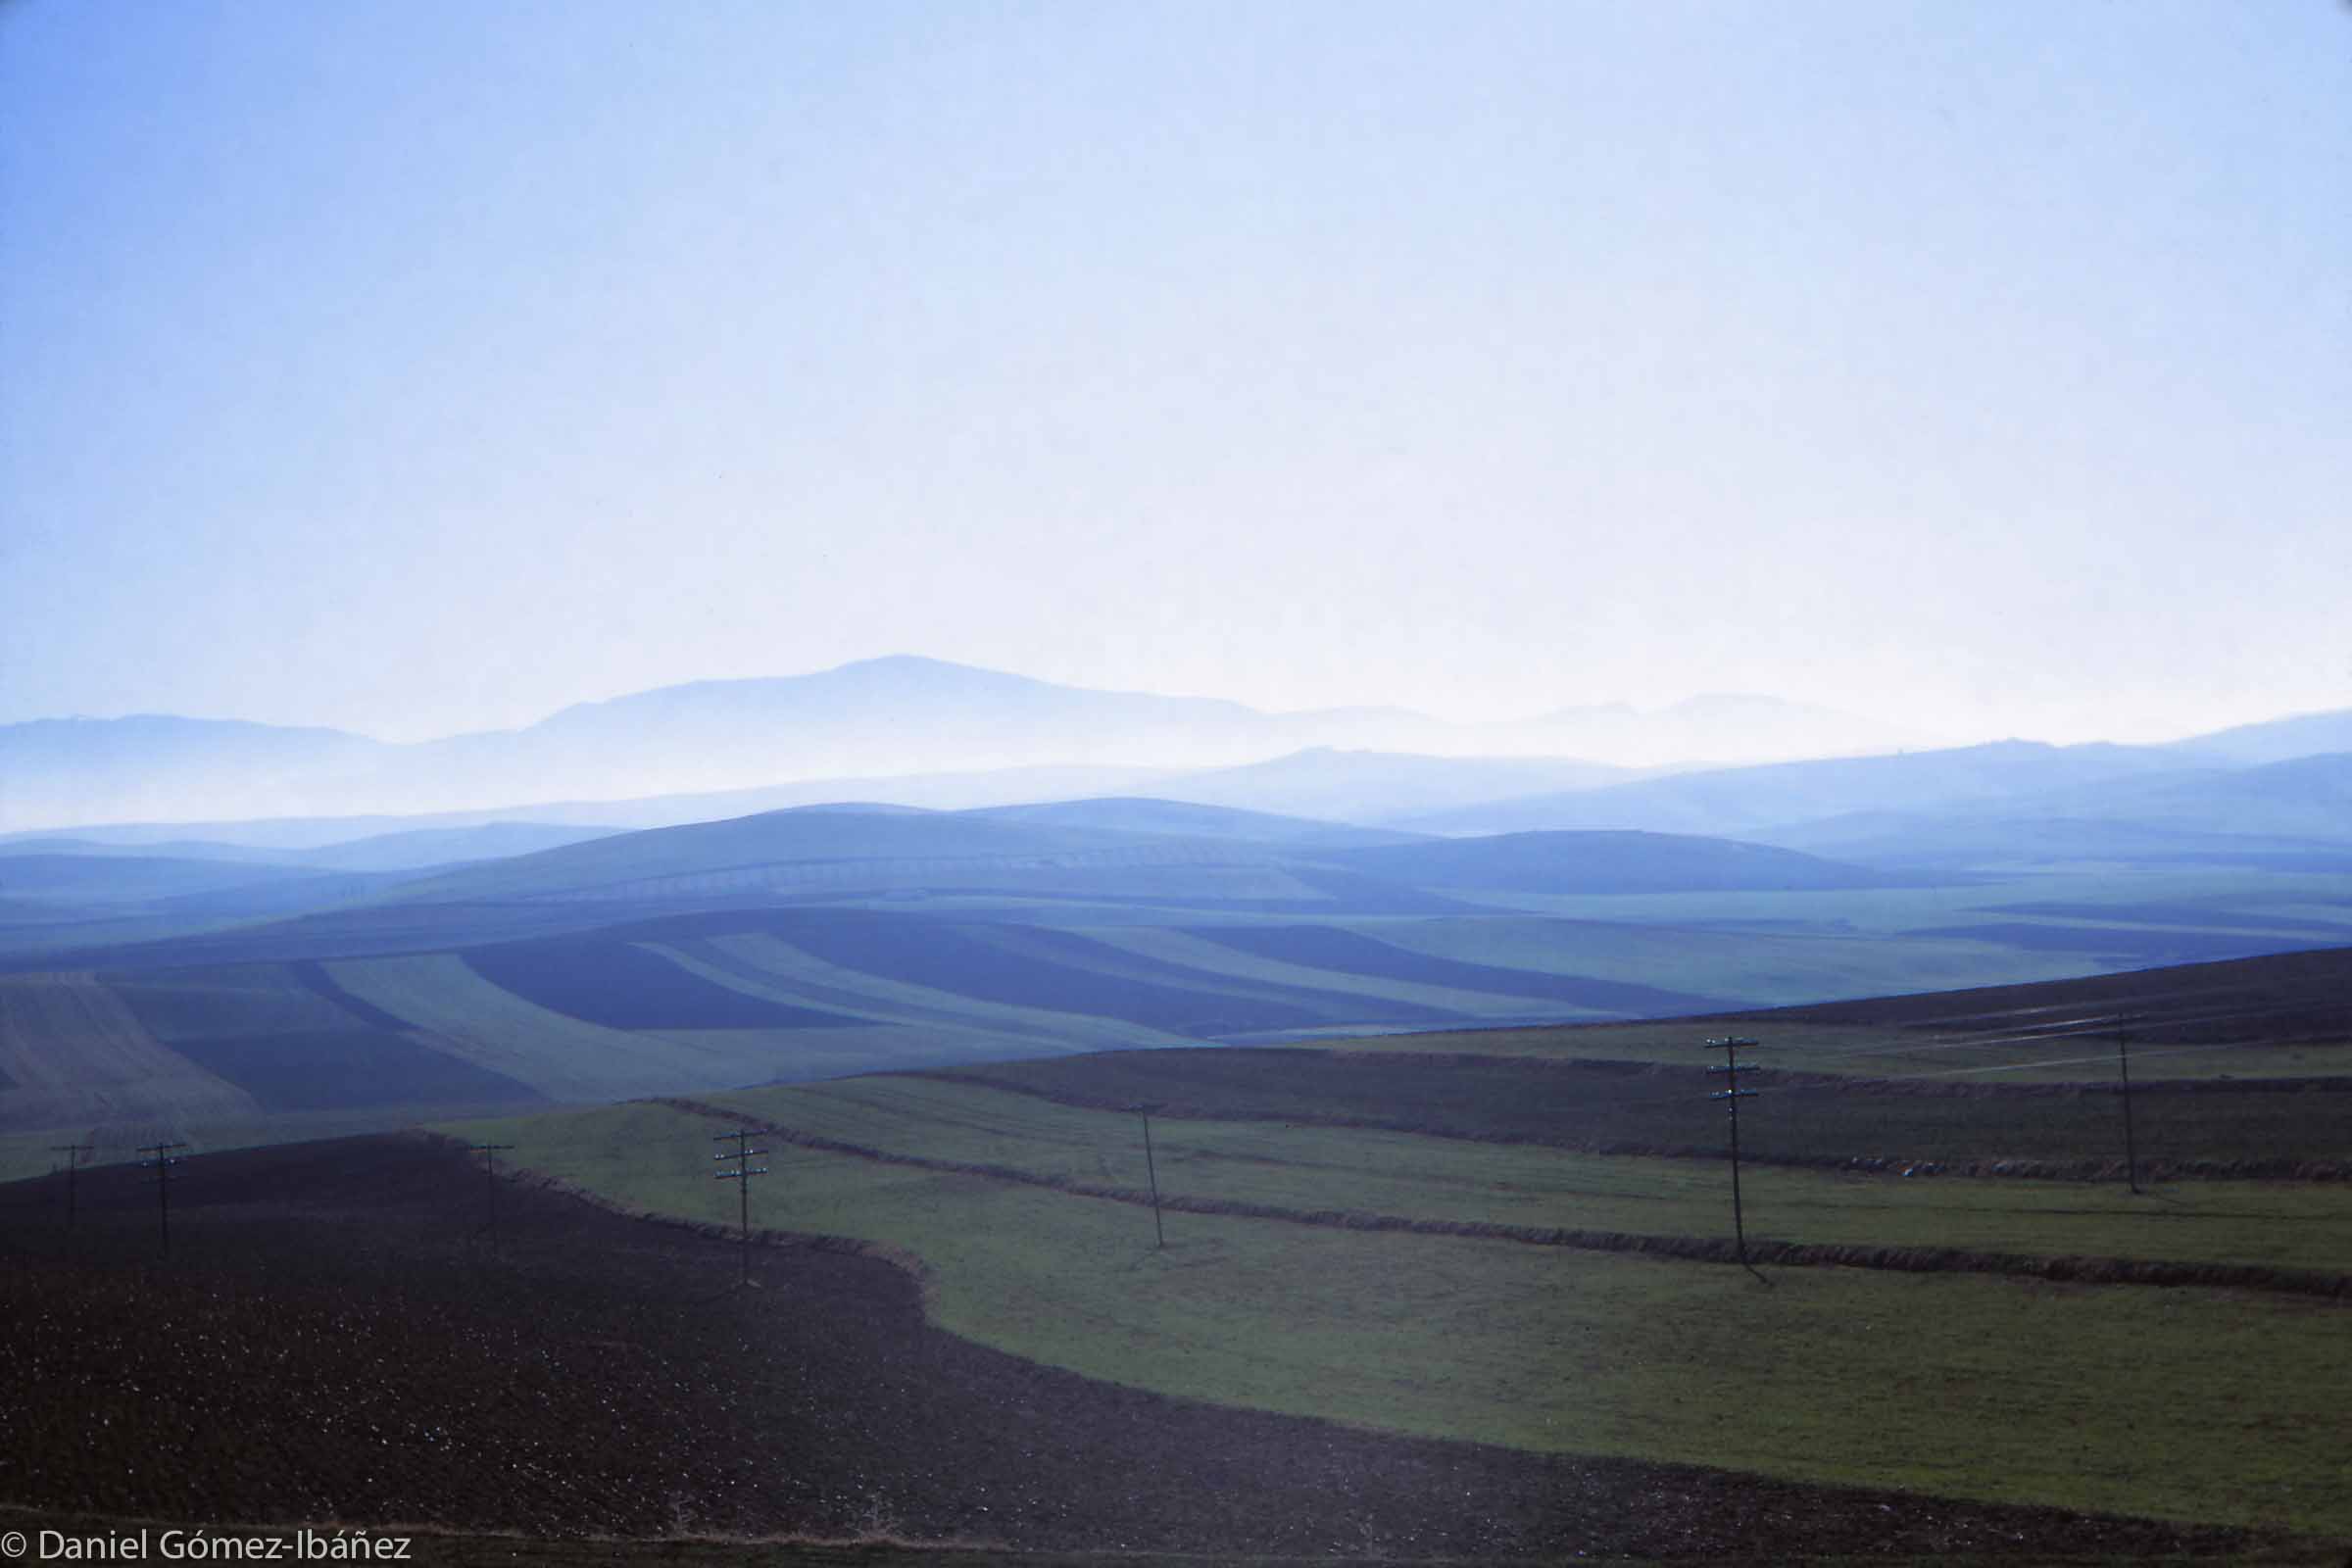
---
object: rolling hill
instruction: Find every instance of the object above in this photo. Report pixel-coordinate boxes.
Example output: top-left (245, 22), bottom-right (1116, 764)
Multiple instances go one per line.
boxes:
top-left (1327, 829), bottom-right (1906, 894)
top-left (8, 774), bottom-right (2352, 1196)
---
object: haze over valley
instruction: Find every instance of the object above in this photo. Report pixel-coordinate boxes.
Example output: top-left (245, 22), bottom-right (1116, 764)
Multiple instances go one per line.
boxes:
top-left (6, 3), bottom-right (2348, 1563)
top-left (8, 651), bottom-right (2352, 1171)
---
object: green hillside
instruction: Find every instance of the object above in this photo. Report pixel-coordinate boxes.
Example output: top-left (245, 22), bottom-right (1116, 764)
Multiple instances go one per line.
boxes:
top-left (444, 998), bottom-right (2352, 1541)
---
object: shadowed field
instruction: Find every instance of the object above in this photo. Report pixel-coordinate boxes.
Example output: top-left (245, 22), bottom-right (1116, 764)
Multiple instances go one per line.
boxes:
top-left (0, 1136), bottom-right (2270, 1563)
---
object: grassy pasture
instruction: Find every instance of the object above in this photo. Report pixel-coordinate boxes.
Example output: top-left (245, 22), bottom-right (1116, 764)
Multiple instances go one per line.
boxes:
top-left (1339, 1016), bottom-right (2352, 1083)
top-left (944, 1048), bottom-right (2352, 1169)
top-left (449, 1097), bottom-right (2352, 1539)
top-left (689, 1076), bottom-right (2352, 1275)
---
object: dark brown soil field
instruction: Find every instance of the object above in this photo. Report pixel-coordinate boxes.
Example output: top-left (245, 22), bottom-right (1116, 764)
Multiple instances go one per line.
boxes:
top-left (1747, 945), bottom-right (2352, 1046)
top-left (0, 1137), bottom-right (2277, 1561)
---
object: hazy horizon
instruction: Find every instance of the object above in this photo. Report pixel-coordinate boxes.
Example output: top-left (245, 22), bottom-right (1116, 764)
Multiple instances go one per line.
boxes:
top-left (0, 646), bottom-right (2331, 754)
top-left (5, 2), bottom-right (2346, 750)
top-left (11, 649), bottom-right (1940, 743)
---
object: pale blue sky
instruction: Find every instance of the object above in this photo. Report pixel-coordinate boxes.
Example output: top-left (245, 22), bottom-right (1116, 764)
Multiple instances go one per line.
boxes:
top-left (3, 0), bottom-right (2346, 745)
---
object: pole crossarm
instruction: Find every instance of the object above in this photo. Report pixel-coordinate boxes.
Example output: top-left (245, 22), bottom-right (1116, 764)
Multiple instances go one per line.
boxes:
top-left (711, 1128), bottom-right (770, 1284)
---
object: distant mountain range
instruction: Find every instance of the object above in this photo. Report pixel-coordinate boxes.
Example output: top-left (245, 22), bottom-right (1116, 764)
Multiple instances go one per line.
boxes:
top-left (6, 657), bottom-right (2350, 859)
top-left (0, 656), bottom-right (1928, 832)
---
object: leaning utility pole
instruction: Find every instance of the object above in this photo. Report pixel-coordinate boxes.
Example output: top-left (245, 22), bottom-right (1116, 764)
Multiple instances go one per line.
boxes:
top-left (1704, 1038), bottom-right (1767, 1282)
top-left (50, 1143), bottom-right (92, 1253)
top-left (469, 1143), bottom-right (515, 1240)
top-left (1134, 1104), bottom-right (1165, 1250)
top-left (137, 1141), bottom-right (187, 1255)
top-left (711, 1128), bottom-right (769, 1286)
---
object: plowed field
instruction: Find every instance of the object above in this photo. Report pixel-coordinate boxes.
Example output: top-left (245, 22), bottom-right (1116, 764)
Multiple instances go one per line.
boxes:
top-left (0, 1137), bottom-right (2270, 1561)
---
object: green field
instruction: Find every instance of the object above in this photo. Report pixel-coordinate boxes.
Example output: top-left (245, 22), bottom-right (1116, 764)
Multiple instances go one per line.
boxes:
top-left (448, 1065), bottom-right (2352, 1541)
top-left (1331, 1015), bottom-right (2352, 1082)
top-left (941, 1047), bottom-right (2352, 1173)
top-left (668, 1076), bottom-right (2352, 1274)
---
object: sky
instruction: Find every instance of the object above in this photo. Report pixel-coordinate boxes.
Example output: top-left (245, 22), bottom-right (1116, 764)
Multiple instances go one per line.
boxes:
top-left (3, 0), bottom-right (2346, 747)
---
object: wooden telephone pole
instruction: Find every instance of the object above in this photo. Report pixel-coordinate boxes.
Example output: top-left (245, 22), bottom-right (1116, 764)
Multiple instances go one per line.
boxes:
top-left (2115, 1025), bottom-right (2141, 1195)
top-left (470, 1143), bottom-right (515, 1240)
top-left (1704, 1038), bottom-right (1768, 1283)
top-left (1134, 1104), bottom-right (1165, 1250)
top-left (50, 1143), bottom-right (92, 1254)
top-left (137, 1142), bottom-right (187, 1255)
top-left (711, 1129), bottom-right (769, 1285)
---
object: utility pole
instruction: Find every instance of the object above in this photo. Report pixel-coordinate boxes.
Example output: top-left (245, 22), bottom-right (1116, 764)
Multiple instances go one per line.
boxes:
top-left (711, 1129), bottom-right (768, 1286)
top-left (469, 1143), bottom-right (514, 1241)
top-left (137, 1142), bottom-right (186, 1256)
top-left (1704, 1038), bottom-right (1767, 1283)
top-left (50, 1143), bottom-right (92, 1254)
top-left (1134, 1104), bottom-right (1165, 1250)
top-left (2116, 1025), bottom-right (2141, 1195)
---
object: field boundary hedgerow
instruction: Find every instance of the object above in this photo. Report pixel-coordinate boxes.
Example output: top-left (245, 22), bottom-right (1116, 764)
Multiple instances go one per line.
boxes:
top-left (651, 1100), bottom-right (2352, 1299)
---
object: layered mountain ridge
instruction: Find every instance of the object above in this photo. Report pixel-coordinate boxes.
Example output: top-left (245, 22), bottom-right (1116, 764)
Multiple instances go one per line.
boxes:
top-left (1, 655), bottom-right (1927, 831)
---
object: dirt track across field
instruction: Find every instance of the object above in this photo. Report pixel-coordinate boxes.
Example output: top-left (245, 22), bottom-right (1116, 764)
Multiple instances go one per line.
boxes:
top-left (0, 1136), bottom-right (2274, 1560)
